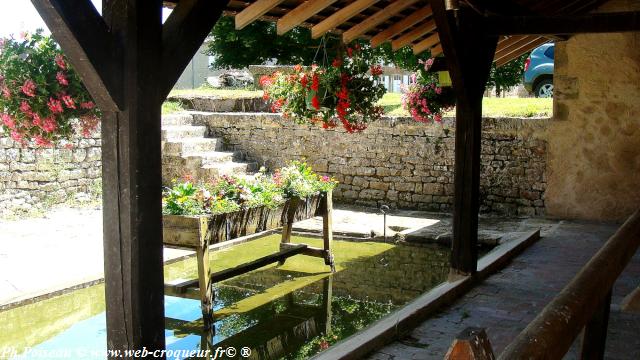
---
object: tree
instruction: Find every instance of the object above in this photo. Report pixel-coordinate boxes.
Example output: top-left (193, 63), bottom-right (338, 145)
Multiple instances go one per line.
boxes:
top-left (487, 53), bottom-right (529, 97)
top-left (206, 16), bottom-right (432, 70)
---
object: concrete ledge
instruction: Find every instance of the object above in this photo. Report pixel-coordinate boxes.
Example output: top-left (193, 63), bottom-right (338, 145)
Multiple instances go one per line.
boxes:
top-left (311, 230), bottom-right (541, 360)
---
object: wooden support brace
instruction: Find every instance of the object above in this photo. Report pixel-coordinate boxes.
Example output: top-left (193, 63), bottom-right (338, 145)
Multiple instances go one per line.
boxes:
top-left (322, 191), bottom-right (335, 272)
top-left (444, 327), bottom-right (495, 360)
top-left (580, 290), bottom-right (612, 360)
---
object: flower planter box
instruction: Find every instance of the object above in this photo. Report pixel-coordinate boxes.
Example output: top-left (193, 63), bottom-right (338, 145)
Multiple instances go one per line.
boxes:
top-left (163, 195), bottom-right (321, 249)
top-left (163, 192), bottom-right (334, 327)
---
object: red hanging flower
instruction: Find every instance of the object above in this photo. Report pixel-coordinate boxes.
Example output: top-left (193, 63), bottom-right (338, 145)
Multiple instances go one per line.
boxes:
top-left (259, 75), bottom-right (273, 88)
top-left (370, 65), bottom-right (383, 76)
top-left (311, 73), bottom-right (319, 92)
top-left (332, 58), bottom-right (342, 67)
top-left (34, 135), bottom-right (52, 147)
top-left (346, 47), bottom-right (353, 58)
top-left (21, 79), bottom-right (36, 97)
top-left (300, 74), bottom-right (308, 88)
top-left (293, 64), bottom-right (303, 72)
top-left (311, 95), bottom-right (321, 110)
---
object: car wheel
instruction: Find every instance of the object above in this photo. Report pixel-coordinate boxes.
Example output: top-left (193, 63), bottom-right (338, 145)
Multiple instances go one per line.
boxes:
top-left (534, 79), bottom-right (554, 98)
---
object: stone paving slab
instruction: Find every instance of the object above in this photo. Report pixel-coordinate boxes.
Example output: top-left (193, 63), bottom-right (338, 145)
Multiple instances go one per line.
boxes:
top-left (368, 220), bottom-right (640, 359)
top-left (0, 207), bottom-right (191, 307)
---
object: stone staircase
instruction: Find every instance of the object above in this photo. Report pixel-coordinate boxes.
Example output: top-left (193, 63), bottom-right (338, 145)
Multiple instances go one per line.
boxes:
top-left (161, 113), bottom-right (257, 184)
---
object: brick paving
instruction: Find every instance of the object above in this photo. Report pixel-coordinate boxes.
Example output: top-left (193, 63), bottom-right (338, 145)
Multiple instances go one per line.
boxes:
top-left (369, 220), bottom-right (640, 359)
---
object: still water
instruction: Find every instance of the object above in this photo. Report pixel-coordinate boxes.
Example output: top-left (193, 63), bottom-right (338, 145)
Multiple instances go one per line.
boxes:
top-left (0, 235), bottom-right (450, 359)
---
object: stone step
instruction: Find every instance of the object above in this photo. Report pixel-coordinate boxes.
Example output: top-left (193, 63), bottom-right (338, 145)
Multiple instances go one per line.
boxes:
top-left (162, 138), bottom-right (221, 156)
top-left (195, 151), bottom-right (235, 166)
top-left (201, 162), bottom-right (256, 178)
top-left (161, 125), bottom-right (207, 140)
top-left (161, 113), bottom-right (193, 126)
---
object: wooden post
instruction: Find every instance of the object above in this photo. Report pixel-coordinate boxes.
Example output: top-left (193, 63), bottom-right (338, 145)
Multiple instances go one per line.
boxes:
top-left (444, 327), bottom-right (495, 360)
top-left (322, 275), bottom-right (333, 335)
top-left (430, 1), bottom-right (498, 275)
top-left (580, 290), bottom-right (612, 360)
top-left (281, 197), bottom-right (300, 244)
top-left (322, 192), bottom-right (335, 272)
top-left (196, 217), bottom-right (213, 328)
top-left (32, 0), bottom-right (229, 356)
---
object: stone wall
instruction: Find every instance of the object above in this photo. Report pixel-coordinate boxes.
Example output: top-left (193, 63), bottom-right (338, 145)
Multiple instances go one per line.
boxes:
top-left (0, 133), bottom-right (102, 216)
top-left (193, 113), bottom-right (548, 216)
top-left (545, 0), bottom-right (640, 220)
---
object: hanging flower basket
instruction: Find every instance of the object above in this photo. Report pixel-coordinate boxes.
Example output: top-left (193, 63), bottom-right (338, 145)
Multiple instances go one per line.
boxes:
top-left (260, 46), bottom-right (386, 133)
top-left (402, 58), bottom-right (456, 123)
top-left (0, 31), bottom-right (100, 147)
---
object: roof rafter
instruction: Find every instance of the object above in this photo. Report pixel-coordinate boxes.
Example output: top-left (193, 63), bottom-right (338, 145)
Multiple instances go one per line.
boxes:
top-left (370, 6), bottom-right (433, 47)
top-left (235, 0), bottom-right (286, 30)
top-left (311, 0), bottom-right (380, 39)
top-left (496, 38), bottom-right (549, 66)
top-left (412, 32), bottom-right (440, 54)
top-left (276, 0), bottom-right (338, 35)
top-left (391, 18), bottom-right (437, 50)
top-left (342, 0), bottom-right (418, 43)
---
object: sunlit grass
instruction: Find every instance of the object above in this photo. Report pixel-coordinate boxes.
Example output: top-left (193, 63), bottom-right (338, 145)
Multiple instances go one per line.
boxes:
top-left (378, 93), bottom-right (553, 118)
top-left (161, 101), bottom-right (184, 114)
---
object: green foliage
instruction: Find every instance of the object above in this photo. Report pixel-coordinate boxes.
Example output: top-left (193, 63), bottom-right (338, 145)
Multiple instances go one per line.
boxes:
top-left (162, 162), bottom-right (337, 215)
top-left (0, 30), bottom-right (100, 146)
top-left (487, 53), bottom-right (529, 96)
top-left (161, 101), bottom-right (184, 114)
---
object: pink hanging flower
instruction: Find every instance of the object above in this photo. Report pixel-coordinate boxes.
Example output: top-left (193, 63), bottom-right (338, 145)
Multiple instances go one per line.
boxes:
top-left (10, 130), bottom-right (22, 142)
top-left (19, 101), bottom-right (32, 116)
top-left (2, 113), bottom-right (15, 129)
top-left (56, 72), bottom-right (69, 86)
top-left (48, 98), bottom-right (64, 114)
top-left (42, 117), bottom-right (57, 133)
top-left (32, 113), bottom-right (42, 127)
top-left (21, 79), bottom-right (36, 97)
top-left (80, 101), bottom-right (95, 110)
top-left (55, 54), bottom-right (67, 70)
top-left (34, 135), bottom-right (53, 147)
top-left (60, 94), bottom-right (76, 109)
top-left (1, 85), bottom-right (9, 99)
top-left (79, 114), bottom-right (99, 137)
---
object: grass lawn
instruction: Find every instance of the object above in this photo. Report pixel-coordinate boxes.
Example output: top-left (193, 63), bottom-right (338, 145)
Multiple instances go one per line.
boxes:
top-left (162, 101), bottom-right (184, 114)
top-left (378, 93), bottom-right (553, 118)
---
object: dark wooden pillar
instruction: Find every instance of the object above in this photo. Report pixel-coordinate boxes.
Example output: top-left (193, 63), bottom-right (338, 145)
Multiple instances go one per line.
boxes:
top-left (100, 0), bottom-right (165, 354)
top-left (32, 0), bottom-right (228, 357)
top-left (430, 1), bottom-right (498, 275)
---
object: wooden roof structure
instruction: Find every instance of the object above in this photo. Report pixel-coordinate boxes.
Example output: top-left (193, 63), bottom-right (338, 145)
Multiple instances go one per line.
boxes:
top-left (30, 0), bottom-right (640, 357)
top-left (163, 0), bottom-right (610, 66)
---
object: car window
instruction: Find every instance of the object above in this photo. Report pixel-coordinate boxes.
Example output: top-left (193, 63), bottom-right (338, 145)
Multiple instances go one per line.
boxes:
top-left (544, 45), bottom-right (555, 60)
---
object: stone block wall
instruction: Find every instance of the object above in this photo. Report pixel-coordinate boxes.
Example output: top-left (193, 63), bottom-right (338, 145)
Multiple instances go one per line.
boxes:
top-left (545, 0), bottom-right (640, 221)
top-left (0, 134), bottom-right (102, 216)
top-left (194, 113), bottom-right (548, 216)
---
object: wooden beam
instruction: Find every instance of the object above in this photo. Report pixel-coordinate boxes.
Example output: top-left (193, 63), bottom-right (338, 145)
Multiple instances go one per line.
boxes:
top-left (235, 0), bottom-right (286, 30)
top-left (495, 35), bottom-right (527, 52)
top-left (429, 0), bottom-right (498, 275)
top-left (342, 0), bottom-right (418, 43)
top-left (430, 43), bottom-right (443, 57)
top-left (161, 0), bottom-right (230, 100)
top-left (99, 0), bottom-right (166, 355)
top-left (30, 0), bottom-right (122, 111)
top-left (370, 6), bottom-right (432, 47)
top-left (486, 11), bottom-right (640, 35)
top-left (311, 0), bottom-right (380, 39)
top-left (277, 0), bottom-right (338, 35)
top-left (412, 33), bottom-right (440, 54)
top-left (391, 19), bottom-right (437, 50)
top-left (495, 37), bottom-right (546, 64)
top-left (495, 38), bottom-right (549, 67)
top-left (494, 36), bottom-right (538, 61)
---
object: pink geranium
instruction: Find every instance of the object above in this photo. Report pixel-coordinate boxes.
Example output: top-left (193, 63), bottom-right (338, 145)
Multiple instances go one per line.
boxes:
top-left (56, 72), bottom-right (69, 86)
top-left (21, 79), bottom-right (36, 97)
top-left (48, 98), bottom-right (64, 113)
top-left (54, 54), bottom-right (67, 70)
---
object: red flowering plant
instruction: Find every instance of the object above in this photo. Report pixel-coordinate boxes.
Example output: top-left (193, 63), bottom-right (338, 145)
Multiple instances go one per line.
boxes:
top-left (402, 58), bottom-right (455, 123)
top-left (260, 45), bottom-right (386, 133)
top-left (0, 30), bottom-right (100, 147)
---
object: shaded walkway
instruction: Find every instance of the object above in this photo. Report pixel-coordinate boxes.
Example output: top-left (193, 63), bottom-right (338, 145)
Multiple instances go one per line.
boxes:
top-left (369, 220), bottom-right (640, 359)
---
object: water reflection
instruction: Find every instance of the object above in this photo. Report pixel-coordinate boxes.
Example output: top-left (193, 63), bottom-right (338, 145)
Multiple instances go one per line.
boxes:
top-left (0, 238), bottom-right (450, 360)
